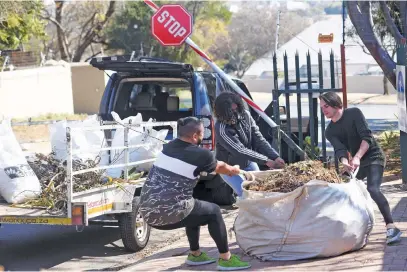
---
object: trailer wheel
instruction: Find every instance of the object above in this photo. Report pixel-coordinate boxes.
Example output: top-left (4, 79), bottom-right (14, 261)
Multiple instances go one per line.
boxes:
top-left (119, 197), bottom-right (151, 252)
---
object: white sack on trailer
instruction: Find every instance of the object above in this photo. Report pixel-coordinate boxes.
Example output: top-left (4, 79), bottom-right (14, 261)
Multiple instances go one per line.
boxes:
top-left (106, 112), bottom-right (168, 178)
top-left (49, 115), bottom-right (109, 165)
top-left (0, 119), bottom-right (42, 203)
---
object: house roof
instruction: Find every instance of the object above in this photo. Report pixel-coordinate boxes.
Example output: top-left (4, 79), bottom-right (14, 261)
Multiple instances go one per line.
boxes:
top-left (244, 14), bottom-right (379, 77)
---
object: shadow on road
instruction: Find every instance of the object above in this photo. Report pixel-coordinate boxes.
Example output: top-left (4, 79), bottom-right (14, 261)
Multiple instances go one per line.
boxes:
top-left (0, 224), bottom-right (126, 271)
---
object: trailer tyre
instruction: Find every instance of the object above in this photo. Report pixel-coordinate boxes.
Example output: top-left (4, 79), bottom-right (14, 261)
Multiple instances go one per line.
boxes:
top-left (119, 196), bottom-right (151, 252)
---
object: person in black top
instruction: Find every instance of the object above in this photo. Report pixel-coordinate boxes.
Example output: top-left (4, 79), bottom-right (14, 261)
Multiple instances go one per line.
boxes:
top-left (139, 117), bottom-right (251, 270)
top-left (214, 92), bottom-right (285, 197)
top-left (320, 91), bottom-right (402, 244)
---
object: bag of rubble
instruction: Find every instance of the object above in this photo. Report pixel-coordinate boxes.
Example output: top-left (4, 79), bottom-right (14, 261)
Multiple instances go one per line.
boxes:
top-left (49, 115), bottom-right (109, 165)
top-left (106, 112), bottom-right (169, 178)
top-left (233, 166), bottom-right (375, 261)
top-left (0, 119), bottom-right (41, 203)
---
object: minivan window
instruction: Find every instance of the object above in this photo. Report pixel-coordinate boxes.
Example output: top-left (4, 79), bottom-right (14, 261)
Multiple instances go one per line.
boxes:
top-left (194, 74), bottom-right (211, 116)
top-left (201, 74), bottom-right (216, 111)
top-left (113, 78), bottom-right (193, 122)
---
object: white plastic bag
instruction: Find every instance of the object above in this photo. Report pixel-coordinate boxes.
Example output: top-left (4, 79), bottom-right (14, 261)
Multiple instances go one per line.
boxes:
top-left (234, 170), bottom-right (375, 261)
top-left (106, 112), bottom-right (168, 177)
top-left (49, 115), bottom-right (109, 165)
top-left (0, 119), bottom-right (42, 203)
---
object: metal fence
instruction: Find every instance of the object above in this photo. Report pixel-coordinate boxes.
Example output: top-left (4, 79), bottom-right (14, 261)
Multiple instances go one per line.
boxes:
top-left (272, 50), bottom-right (342, 167)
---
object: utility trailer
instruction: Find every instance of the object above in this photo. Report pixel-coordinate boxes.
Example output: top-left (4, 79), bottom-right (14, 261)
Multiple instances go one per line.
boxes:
top-left (0, 120), bottom-right (177, 252)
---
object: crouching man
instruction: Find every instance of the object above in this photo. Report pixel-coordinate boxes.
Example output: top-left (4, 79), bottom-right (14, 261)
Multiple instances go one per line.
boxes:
top-left (139, 116), bottom-right (251, 271)
top-left (320, 91), bottom-right (402, 244)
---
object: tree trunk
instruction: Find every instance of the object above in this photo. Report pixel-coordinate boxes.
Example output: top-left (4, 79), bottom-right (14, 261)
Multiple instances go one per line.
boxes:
top-left (383, 75), bottom-right (389, 95)
top-left (347, 1), bottom-right (396, 88)
top-left (55, 1), bottom-right (69, 61)
top-left (72, 1), bottom-right (116, 62)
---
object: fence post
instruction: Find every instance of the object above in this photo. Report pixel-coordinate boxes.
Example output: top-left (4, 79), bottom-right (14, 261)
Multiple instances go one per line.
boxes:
top-left (306, 51), bottom-right (316, 159)
top-left (124, 120), bottom-right (131, 180)
top-left (295, 51), bottom-right (304, 160)
top-left (272, 52), bottom-right (281, 154)
top-left (283, 52), bottom-right (292, 163)
top-left (318, 51), bottom-right (327, 166)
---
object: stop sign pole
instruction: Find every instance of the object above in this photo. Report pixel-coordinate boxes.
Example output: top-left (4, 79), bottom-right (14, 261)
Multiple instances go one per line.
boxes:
top-left (144, 0), bottom-right (306, 158)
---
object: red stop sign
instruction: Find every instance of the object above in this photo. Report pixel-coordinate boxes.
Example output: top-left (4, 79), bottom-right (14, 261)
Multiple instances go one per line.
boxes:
top-left (151, 4), bottom-right (193, 46)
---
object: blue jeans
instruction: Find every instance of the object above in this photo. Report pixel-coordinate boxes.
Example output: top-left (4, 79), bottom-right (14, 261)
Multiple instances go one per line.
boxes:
top-left (221, 161), bottom-right (260, 197)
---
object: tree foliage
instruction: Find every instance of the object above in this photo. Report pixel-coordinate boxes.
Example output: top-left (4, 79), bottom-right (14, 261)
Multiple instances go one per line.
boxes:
top-left (347, 1), bottom-right (404, 89)
top-left (0, 1), bottom-right (47, 50)
top-left (210, 2), bottom-right (311, 78)
top-left (42, 0), bottom-right (116, 62)
top-left (105, 1), bottom-right (231, 67)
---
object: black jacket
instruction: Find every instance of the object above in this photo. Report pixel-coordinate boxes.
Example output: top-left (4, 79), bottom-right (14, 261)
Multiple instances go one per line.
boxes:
top-left (214, 110), bottom-right (280, 169)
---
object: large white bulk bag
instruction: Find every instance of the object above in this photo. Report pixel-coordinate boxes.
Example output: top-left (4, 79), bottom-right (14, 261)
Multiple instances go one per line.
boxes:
top-left (106, 112), bottom-right (168, 178)
top-left (49, 115), bottom-right (109, 165)
top-left (0, 119), bottom-right (42, 203)
top-left (234, 170), bottom-right (375, 261)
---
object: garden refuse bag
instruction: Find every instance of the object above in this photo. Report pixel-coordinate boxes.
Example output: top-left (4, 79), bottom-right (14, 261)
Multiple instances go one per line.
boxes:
top-left (0, 119), bottom-right (41, 203)
top-left (233, 170), bottom-right (375, 261)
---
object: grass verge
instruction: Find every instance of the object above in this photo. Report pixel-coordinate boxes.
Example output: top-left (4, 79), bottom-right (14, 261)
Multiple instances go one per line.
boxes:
top-left (11, 113), bottom-right (89, 143)
top-left (376, 130), bottom-right (401, 180)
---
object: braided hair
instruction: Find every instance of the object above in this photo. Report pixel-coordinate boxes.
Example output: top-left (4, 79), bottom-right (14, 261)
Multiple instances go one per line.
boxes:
top-left (214, 92), bottom-right (245, 125)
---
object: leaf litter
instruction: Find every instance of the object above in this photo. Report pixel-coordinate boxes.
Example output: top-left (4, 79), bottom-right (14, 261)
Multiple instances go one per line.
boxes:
top-left (246, 160), bottom-right (345, 193)
top-left (12, 152), bottom-right (143, 215)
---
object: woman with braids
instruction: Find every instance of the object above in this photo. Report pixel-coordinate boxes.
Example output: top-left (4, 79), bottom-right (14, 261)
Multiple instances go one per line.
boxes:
top-left (214, 92), bottom-right (285, 197)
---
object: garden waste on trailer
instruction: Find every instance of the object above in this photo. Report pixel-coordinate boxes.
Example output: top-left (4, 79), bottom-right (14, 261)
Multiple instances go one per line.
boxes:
top-left (0, 113), bottom-right (176, 252)
top-left (0, 113), bottom-right (168, 213)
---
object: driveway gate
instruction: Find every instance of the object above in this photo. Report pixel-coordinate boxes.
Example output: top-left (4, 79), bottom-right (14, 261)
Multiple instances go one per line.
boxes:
top-left (271, 50), bottom-right (342, 167)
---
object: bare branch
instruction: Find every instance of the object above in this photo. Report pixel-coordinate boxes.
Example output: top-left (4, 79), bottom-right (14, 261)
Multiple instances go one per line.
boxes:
top-left (347, 1), bottom-right (396, 87)
top-left (92, 39), bottom-right (108, 46)
top-left (398, 1), bottom-right (407, 36)
top-left (379, 1), bottom-right (404, 42)
top-left (77, 11), bottom-right (98, 48)
top-left (40, 15), bottom-right (64, 32)
top-left (357, 40), bottom-right (372, 56)
top-left (72, 1), bottom-right (116, 62)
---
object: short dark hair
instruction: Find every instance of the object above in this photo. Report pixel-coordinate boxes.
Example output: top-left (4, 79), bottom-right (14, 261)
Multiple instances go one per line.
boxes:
top-left (214, 92), bottom-right (245, 124)
top-left (319, 92), bottom-right (343, 109)
top-left (177, 117), bottom-right (203, 138)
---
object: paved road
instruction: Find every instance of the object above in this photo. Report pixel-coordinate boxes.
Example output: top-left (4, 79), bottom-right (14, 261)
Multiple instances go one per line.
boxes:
top-left (0, 222), bottom-right (183, 271)
top-left (0, 208), bottom-right (236, 271)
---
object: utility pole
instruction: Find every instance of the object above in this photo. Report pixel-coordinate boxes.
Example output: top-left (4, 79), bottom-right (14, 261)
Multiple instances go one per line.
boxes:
top-left (275, 9), bottom-right (281, 53)
top-left (342, 0), bottom-right (345, 44)
top-left (341, 0), bottom-right (348, 108)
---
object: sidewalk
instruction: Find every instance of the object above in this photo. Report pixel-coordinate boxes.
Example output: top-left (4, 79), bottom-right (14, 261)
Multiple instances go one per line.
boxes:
top-left (121, 180), bottom-right (407, 271)
top-left (347, 93), bottom-right (397, 105)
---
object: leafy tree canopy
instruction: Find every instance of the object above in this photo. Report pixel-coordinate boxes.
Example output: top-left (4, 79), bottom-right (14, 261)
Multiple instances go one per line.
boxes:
top-left (0, 1), bottom-right (47, 50)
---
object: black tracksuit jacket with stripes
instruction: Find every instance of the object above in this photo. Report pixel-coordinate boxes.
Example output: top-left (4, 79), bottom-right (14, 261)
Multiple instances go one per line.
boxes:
top-left (214, 110), bottom-right (280, 169)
